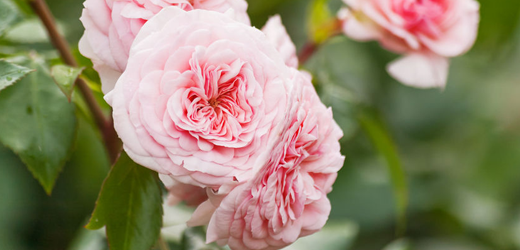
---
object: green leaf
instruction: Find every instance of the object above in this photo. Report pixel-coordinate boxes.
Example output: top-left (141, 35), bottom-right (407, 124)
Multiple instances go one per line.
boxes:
top-left (0, 60), bottom-right (34, 91)
top-left (10, 0), bottom-right (33, 16)
top-left (86, 151), bottom-right (163, 250)
top-left (358, 110), bottom-right (408, 235)
top-left (0, 0), bottom-right (22, 37)
top-left (0, 144), bottom-right (35, 250)
top-left (3, 18), bottom-right (50, 44)
top-left (51, 65), bottom-right (83, 102)
top-left (0, 54), bottom-right (77, 195)
top-left (307, 0), bottom-right (338, 44)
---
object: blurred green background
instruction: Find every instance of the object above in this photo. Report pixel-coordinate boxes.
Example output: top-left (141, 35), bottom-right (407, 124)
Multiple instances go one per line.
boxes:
top-left (1, 0), bottom-right (520, 249)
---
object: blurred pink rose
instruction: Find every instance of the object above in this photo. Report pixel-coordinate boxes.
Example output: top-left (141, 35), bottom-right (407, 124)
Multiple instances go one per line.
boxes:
top-left (107, 8), bottom-right (294, 189)
top-left (194, 69), bottom-right (344, 250)
top-left (79, 0), bottom-right (250, 93)
top-left (261, 15), bottom-right (298, 68)
top-left (338, 0), bottom-right (480, 88)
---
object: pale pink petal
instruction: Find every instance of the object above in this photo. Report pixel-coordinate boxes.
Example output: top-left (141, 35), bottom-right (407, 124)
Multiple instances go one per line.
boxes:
top-left (419, 0), bottom-right (480, 57)
top-left (387, 53), bottom-right (449, 89)
top-left (96, 66), bottom-right (122, 94)
top-left (187, 199), bottom-right (217, 227)
top-left (79, 0), bottom-right (250, 93)
top-left (338, 8), bottom-right (382, 41)
top-left (200, 69), bottom-right (344, 250)
top-left (261, 15), bottom-right (298, 68)
top-left (343, 0), bottom-right (361, 8)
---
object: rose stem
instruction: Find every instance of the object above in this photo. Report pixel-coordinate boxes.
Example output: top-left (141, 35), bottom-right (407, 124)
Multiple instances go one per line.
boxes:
top-left (298, 42), bottom-right (318, 65)
top-left (157, 236), bottom-right (171, 250)
top-left (29, 0), bottom-right (121, 164)
top-left (298, 18), bottom-right (343, 65)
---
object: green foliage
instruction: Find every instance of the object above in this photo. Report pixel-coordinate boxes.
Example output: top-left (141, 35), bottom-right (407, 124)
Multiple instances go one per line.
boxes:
top-left (358, 110), bottom-right (408, 235)
top-left (0, 54), bottom-right (77, 195)
top-left (3, 19), bottom-right (53, 44)
top-left (0, 144), bottom-right (36, 250)
top-left (0, 0), bottom-right (22, 37)
top-left (383, 239), bottom-right (411, 250)
top-left (65, 114), bottom-right (110, 194)
top-left (51, 64), bottom-right (83, 101)
top-left (285, 221), bottom-right (358, 250)
top-left (0, 59), bottom-right (34, 91)
top-left (476, 0), bottom-right (520, 50)
top-left (307, 0), bottom-right (337, 44)
top-left (10, 0), bottom-right (34, 17)
top-left (86, 151), bottom-right (163, 250)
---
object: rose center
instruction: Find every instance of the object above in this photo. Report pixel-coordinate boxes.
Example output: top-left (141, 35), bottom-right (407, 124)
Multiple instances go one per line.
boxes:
top-left (395, 0), bottom-right (447, 38)
top-left (181, 55), bottom-right (255, 143)
top-left (208, 98), bottom-right (220, 108)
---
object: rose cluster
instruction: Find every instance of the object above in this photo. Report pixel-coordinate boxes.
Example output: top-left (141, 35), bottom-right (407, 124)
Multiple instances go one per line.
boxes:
top-left (79, 1), bottom-right (344, 249)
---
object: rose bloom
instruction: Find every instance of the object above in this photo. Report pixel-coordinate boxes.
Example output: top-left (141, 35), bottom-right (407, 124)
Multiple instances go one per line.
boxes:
top-left (261, 15), bottom-right (298, 69)
top-left (79, 0), bottom-right (250, 93)
top-left (159, 13), bottom-right (303, 224)
top-left (188, 69), bottom-right (344, 250)
top-left (107, 7), bottom-right (295, 189)
top-left (338, 0), bottom-right (480, 88)
top-left (158, 13), bottom-right (299, 208)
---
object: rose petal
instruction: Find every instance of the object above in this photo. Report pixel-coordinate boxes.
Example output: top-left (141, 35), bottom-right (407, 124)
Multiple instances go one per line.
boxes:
top-left (387, 53), bottom-right (449, 89)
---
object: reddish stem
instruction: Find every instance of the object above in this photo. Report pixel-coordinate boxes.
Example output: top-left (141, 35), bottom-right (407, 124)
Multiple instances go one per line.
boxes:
top-left (298, 18), bottom-right (343, 64)
top-left (298, 42), bottom-right (318, 65)
top-left (29, 0), bottom-right (121, 164)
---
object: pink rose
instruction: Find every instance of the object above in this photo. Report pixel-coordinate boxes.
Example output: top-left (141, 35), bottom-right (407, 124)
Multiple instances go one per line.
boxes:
top-left (338, 0), bottom-right (480, 88)
top-left (261, 15), bottom-right (299, 68)
top-left (160, 174), bottom-right (207, 207)
top-left (192, 69), bottom-right (344, 250)
top-left (107, 7), bottom-right (294, 189)
top-left (79, 0), bottom-right (250, 93)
